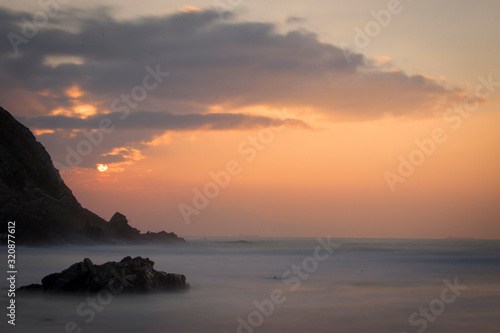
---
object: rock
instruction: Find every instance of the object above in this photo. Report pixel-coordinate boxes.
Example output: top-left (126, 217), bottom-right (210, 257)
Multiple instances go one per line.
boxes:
top-left (103, 212), bottom-right (185, 243)
top-left (0, 106), bottom-right (106, 244)
top-left (18, 283), bottom-right (43, 292)
top-left (143, 230), bottom-right (186, 242)
top-left (0, 107), bottom-right (184, 245)
top-left (20, 256), bottom-right (189, 294)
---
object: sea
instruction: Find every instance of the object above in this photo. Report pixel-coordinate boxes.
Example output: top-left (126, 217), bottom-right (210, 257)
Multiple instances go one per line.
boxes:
top-left (1, 237), bottom-right (499, 333)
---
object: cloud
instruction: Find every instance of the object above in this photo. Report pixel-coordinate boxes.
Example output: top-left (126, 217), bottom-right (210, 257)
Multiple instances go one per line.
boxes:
top-left (17, 110), bottom-right (307, 169)
top-left (178, 5), bottom-right (201, 13)
top-left (0, 6), bottom-right (472, 169)
top-left (18, 110), bottom-right (310, 131)
top-left (284, 16), bottom-right (306, 24)
top-left (0, 6), bottom-right (465, 120)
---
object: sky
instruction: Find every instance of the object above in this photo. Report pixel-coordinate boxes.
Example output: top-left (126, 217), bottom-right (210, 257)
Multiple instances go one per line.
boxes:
top-left (1, 0), bottom-right (499, 238)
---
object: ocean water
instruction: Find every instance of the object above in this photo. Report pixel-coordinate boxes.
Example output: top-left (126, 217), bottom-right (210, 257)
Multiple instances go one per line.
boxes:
top-left (1, 237), bottom-right (500, 333)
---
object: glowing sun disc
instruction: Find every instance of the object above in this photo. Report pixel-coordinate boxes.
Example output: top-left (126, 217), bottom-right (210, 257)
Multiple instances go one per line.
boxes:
top-left (97, 164), bottom-right (108, 172)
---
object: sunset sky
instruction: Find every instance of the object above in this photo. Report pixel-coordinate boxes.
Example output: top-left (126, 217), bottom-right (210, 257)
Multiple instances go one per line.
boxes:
top-left (1, 0), bottom-right (499, 238)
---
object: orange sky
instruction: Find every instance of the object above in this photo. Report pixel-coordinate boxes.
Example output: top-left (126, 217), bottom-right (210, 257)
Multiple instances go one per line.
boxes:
top-left (2, 1), bottom-right (499, 238)
top-left (59, 105), bottom-right (500, 239)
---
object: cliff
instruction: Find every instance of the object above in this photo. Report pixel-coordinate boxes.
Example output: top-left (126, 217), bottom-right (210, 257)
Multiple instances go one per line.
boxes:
top-left (0, 107), bottom-right (183, 245)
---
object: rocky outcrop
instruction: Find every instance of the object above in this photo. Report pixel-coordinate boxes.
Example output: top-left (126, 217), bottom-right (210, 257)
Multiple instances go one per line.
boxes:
top-left (103, 212), bottom-right (185, 243)
top-left (20, 256), bottom-right (189, 293)
top-left (143, 230), bottom-right (184, 242)
top-left (104, 212), bottom-right (141, 241)
top-left (0, 106), bottom-right (184, 245)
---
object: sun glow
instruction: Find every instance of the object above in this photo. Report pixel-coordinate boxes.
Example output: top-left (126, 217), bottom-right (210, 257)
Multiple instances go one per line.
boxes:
top-left (43, 55), bottom-right (84, 68)
top-left (97, 164), bottom-right (108, 172)
top-left (73, 104), bottom-right (97, 118)
top-left (66, 85), bottom-right (85, 99)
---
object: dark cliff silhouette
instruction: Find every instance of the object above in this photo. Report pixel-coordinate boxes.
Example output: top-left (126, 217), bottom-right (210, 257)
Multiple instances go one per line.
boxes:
top-left (0, 107), bottom-right (183, 245)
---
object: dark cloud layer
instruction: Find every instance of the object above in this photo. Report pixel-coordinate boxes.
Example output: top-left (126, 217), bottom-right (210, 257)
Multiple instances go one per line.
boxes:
top-left (284, 16), bottom-right (306, 24)
top-left (0, 6), bottom-right (463, 118)
top-left (18, 110), bottom-right (309, 131)
top-left (0, 6), bottom-right (467, 169)
top-left (17, 111), bottom-right (308, 169)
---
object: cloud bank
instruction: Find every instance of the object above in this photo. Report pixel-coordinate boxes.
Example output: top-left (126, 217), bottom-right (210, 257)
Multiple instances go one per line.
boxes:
top-left (0, 6), bottom-right (467, 169)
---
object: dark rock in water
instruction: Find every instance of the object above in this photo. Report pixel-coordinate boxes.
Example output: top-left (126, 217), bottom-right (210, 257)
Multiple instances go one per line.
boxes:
top-left (18, 283), bottom-right (44, 292)
top-left (103, 212), bottom-right (185, 243)
top-left (20, 256), bottom-right (189, 293)
top-left (143, 230), bottom-right (185, 242)
top-left (0, 106), bottom-right (184, 245)
top-left (229, 240), bottom-right (254, 244)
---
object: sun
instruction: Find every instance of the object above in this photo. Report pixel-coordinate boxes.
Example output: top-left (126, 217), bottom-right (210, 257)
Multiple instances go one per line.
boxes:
top-left (97, 164), bottom-right (108, 172)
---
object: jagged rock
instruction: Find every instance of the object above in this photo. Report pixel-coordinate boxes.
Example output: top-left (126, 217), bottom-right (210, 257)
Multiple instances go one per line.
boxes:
top-left (104, 212), bottom-right (141, 241)
top-left (20, 256), bottom-right (189, 293)
top-left (103, 212), bottom-right (185, 243)
top-left (143, 230), bottom-right (185, 242)
top-left (0, 107), bottom-right (184, 245)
